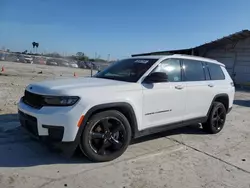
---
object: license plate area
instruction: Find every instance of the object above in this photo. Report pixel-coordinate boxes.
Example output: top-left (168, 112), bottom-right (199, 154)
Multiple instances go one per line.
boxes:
top-left (19, 110), bottom-right (38, 137)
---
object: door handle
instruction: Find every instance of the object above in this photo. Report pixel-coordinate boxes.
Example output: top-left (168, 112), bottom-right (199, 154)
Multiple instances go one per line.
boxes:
top-left (208, 84), bottom-right (214, 87)
top-left (175, 85), bottom-right (184, 90)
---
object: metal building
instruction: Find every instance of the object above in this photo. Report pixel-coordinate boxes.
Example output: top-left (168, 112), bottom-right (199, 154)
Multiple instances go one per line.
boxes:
top-left (132, 30), bottom-right (250, 86)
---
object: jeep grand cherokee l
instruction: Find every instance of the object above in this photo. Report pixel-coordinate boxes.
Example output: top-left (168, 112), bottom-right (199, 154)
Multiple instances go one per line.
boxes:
top-left (18, 54), bottom-right (235, 162)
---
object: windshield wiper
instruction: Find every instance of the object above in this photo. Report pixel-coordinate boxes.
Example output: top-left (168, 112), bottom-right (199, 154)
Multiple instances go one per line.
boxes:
top-left (96, 75), bottom-right (117, 80)
top-left (96, 75), bottom-right (133, 82)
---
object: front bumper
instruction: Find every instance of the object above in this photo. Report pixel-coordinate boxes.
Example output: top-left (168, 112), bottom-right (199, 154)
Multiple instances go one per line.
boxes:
top-left (19, 110), bottom-right (64, 142)
top-left (18, 98), bottom-right (85, 142)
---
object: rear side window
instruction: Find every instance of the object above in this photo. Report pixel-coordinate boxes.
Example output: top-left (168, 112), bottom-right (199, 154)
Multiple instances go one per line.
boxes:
top-left (207, 63), bottom-right (225, 80)
top-left (183, 59), bottom-right (205, 81)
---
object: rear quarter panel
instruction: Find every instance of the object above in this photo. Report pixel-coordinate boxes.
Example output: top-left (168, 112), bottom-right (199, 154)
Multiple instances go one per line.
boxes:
top-left (220, 66), bottom-right (235, 109)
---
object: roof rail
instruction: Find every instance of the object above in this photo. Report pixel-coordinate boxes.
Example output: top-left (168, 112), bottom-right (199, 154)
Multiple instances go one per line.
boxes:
top-left (172, 54), bottom-right (219, 62)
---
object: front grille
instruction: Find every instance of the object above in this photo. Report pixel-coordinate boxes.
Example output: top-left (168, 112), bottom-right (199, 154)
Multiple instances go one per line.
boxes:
top-left (23, 90), bottom-right (44, 109)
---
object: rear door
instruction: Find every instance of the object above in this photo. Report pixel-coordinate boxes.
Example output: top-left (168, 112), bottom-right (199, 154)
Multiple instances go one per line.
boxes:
top-left (182, 59), bottom-right (215, 120)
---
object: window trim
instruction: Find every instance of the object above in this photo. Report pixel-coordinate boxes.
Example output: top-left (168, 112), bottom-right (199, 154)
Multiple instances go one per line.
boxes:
top-left (201, 62), bottom-right (207, 80)
top-left (202, 62), bottom-right (211, 80)
top-left (205, 62), bottom-right (212, 80)
top-left (180, 59), bottom-right (184, 81)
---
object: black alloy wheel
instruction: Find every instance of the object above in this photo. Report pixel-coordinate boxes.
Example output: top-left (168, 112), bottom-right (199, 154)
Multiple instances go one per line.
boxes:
top-left (89, 117), bottom-right (125, 155)
top-left (202, 102), bottom-right (227, 134)
top-left (211, 105), bottom-right (226, 131)
top-left (80, 110), bottom-right (131, 162)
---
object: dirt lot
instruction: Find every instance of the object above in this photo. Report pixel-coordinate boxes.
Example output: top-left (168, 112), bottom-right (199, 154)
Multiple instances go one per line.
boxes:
top-left (0, 61), bottom-right (250, 188)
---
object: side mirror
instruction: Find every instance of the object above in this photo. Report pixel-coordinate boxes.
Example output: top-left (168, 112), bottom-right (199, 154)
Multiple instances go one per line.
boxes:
top-left (144, 72), bottom-right (168, 83)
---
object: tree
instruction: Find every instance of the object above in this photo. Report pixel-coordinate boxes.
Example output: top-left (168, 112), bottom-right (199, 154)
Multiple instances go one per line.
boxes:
top-left (32, 42), bottom-right (39, 53)
top-left (78, 56), bottom-right (89, 61)
top-left (75, 52), bottom-right (88, 61)
top-left (32, 42), bottom-right (36, 53)
top-left (76, 52), bottom-right (84, 57)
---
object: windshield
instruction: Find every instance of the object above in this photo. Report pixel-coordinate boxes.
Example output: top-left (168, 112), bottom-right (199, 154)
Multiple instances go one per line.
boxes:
top-left (94, 58), bottom-right (158, 82)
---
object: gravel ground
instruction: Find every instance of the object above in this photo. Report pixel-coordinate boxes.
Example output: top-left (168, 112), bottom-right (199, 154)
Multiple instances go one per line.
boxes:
top-left (0, 61), bottom-right (250, 188)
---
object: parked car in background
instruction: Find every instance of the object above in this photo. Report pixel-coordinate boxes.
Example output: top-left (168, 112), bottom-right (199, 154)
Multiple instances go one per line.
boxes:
top-left (85, 61), bottom-right (93, 69)
top-left (57, 59), bottom-right (70, 67)
top-left (0, 53), bottom-right (6, 61)
top-left (33, 57), bottom-right (47, 65)
top-left (69, 63), bottom-right (79, 68)
top-left (78, 61), bottom-right (101, 70)
top-left (5, 54), bottom-right (19, 62)
top-left (77, 61), bottom-right (87, 69)
top-left (19, 55), bottom-right (33, 64)
top-left (91, 62), bottom-right (100, 70)
top-left (46, 59), bottom-right (58, 66)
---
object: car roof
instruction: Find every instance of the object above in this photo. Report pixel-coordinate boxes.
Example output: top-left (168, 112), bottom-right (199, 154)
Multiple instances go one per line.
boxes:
top-left (131, 54), bottom-right (224, 66)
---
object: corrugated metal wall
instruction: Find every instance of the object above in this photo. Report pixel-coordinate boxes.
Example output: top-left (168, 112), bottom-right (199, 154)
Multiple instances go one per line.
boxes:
top-left (204, 37), bottom-right (250, 85)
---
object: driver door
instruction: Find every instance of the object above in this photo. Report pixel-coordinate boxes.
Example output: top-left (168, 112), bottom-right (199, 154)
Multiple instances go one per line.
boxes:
top-left (142, 59), bottom-right (186, 130)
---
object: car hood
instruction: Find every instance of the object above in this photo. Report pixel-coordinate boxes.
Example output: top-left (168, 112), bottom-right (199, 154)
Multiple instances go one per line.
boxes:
top-left (26, 77), bottom-right (134, 95)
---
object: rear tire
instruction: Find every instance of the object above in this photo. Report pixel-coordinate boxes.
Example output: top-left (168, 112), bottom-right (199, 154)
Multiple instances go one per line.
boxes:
top-left (80, 110), bottom-right (131, 162)
top-left (202, 102), bottom-right (227, 134)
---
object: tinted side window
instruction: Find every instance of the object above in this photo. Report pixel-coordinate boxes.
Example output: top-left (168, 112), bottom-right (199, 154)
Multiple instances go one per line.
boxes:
top-left (183, 59), bottom-right (205, 81)
top-left (208, 63), bottom-right (225, 80)
top-left (152, 59), bottom-right (181, 82)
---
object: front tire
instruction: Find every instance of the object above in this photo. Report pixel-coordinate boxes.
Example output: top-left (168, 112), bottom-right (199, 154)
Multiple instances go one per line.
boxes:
top-left (202, 102), bottom-right (227, 134)
top-left (80, 110), bottom-right (132, 162)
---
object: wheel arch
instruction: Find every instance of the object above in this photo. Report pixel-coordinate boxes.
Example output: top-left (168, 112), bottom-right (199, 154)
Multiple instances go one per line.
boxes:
top-left (207, 93), bottom-right (229, 117)
top-left (75, 102), bottom-right (139, 143)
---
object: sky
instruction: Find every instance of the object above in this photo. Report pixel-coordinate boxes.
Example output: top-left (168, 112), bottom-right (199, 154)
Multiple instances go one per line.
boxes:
top-left (0, 0), bottom-right (250, 59)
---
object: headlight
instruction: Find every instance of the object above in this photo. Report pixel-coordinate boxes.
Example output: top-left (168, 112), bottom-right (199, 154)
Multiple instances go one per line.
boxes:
top-left (44, 96), bottom-right (80, 106)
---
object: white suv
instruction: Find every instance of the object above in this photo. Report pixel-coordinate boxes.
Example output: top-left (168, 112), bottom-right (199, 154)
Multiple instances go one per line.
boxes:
top-left (18, 54), bottom-right (235, 162)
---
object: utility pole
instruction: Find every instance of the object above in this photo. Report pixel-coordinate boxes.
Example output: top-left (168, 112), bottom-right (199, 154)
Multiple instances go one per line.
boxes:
top-left (107, 54), bottom-right (110, 62)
